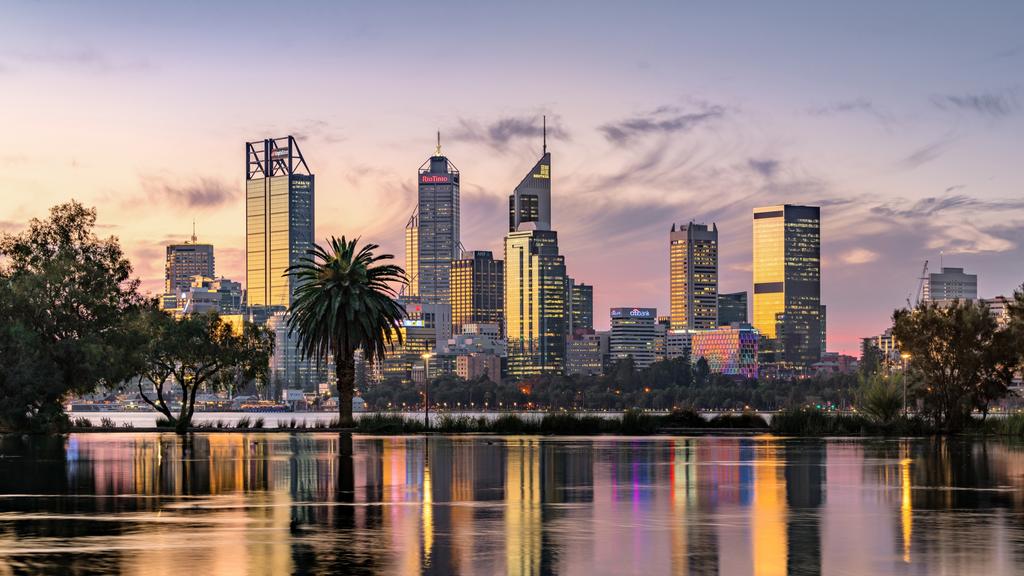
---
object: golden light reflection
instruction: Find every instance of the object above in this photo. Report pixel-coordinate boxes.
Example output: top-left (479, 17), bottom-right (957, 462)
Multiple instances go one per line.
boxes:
top-left (900, 455), bottom-right (913, 563)
top-left (753, 441), bottom-right (786, 576)
top-left (506, 439), bottom-right (541, 575)
top-left (423, 447), bottom-right (434, 569)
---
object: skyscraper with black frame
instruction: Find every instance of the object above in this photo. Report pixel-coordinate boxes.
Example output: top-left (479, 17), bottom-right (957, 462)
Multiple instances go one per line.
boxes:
top-left (245, 136), bottom-right (314, 317)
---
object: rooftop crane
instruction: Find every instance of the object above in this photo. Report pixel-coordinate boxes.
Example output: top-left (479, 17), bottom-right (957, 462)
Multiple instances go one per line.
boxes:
top-left (915, 260), bottom-right (929, 306)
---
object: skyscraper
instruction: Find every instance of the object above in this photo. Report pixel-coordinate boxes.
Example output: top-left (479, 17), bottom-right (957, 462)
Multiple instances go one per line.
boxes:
top-left (669, 222), bottom-right (719, 330)
top-left (163, 230), bottom-right (214, 309)
top-left (245, 136), bottom-right (314, 314)
top-left (505, 229), bottom-right (566, 377)
top-left (568, 280), bottom-right (594, 332)
top-left (509, 120), bottom-right (551, 233)
top-left (450, 250), bottom-right (504, 335)
top-left (505, 119), bottom-right (572, 378)
top-left (718, 291), bottom-right (748, 326)
top-left (609, 307), bottom-right (658, 369)
top-left (923, 267), bottom-right (977, 303)
top-left (752, 204), bottom-right (822, 367)
top-left (404, 209), bottom-right (419, 299)
top-left (416, 135), bottom-right (460, 306)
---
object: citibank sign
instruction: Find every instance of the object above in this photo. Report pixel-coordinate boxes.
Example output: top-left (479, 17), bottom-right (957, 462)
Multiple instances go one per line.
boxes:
top-left (611, 307), bottom-right (656, 318)
top-left (420, 174), bottom-right (449, 184)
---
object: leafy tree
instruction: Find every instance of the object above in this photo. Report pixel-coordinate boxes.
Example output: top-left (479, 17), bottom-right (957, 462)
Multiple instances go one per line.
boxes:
top-left (893, 298), bottom-right (1023, 431)
top-left (0, 202), bottom-right (142, 432)
top-left (286, 237), bottom-right (406, 426)
top-left (860, 344), bottom-right (882, 378)
top-left (857, 373), bottom-right (903, 424)
top-left (693, 357), bottom-right (710, 387)
top-left (134, 309), bottom-right (272, 433)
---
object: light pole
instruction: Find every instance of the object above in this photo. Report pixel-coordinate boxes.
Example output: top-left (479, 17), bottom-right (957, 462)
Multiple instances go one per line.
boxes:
top-left (900, 352), bottom-right (911, 417)
top-left (422, 352), bottom-right (432, 429)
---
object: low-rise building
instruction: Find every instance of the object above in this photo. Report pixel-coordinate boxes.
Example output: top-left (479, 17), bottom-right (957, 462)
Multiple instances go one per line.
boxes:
top-left (690, 323), bottom-right (759, 378)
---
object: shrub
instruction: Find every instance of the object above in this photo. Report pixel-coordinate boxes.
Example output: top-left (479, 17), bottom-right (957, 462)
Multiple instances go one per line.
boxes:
top-left (99, 417), bottom-right (115, 429)
top-left (357, 413), bottom-right (417, 434)
top-left (436, 415), bottom-right (477, 433)
top-left (155, 417), bottom-right (175, 429)
top-left (236, 416), bottom-right (252, 429)
top-left (71, 417), bottom-right (93, 428)
top-left (858, 375), bottom-right (904, 425)
top-left (539, 413), bottom-right (609, 435)
top-left (994, 414), bottom-right (1024, 436)
top-left (710, 412), bottom-right (769, 429)
top-left (620, 409), bottom-right (659, 435)
top-left (660, 409), bottom-right (706, 428)
top-left (488, 414), bottom-right (539, 434)
top-left (253, 417), bottom-right (265, 429)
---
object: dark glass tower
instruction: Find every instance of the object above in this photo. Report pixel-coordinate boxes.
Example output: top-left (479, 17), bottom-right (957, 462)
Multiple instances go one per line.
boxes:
top-left (417, 137), bottom-right (460, 306)
top-left (450, 250), bottom-right (504, 335)
top-left (245, 136), bottom-right (314, 314)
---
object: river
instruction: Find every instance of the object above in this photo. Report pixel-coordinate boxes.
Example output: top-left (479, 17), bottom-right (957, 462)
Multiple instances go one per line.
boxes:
top-left (1, 433), bottom-right (1022, 575)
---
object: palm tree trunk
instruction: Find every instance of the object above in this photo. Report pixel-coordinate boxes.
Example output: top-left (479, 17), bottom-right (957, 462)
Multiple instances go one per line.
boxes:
top-left (336, 353), bottom-right (356, 427)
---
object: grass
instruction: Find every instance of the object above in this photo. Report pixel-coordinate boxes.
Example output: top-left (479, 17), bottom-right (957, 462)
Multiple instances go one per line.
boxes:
top-left (769, 409), bottom-right (930, 436)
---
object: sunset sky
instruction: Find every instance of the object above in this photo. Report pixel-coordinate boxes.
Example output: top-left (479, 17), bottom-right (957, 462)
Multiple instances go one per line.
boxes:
top-left (2, 1), bottom-right (1022, 354)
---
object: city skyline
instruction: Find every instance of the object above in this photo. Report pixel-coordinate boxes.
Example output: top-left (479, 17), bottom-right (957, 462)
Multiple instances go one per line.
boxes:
top-left (3, 1), bottom-right (1023, 355)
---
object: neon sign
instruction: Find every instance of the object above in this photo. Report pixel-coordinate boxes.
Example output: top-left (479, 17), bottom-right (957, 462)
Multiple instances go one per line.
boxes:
top-left (611, 307), bottom-right (655, 318)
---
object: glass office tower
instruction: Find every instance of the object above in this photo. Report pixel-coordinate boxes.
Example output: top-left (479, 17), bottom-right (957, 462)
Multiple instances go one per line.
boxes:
top-left (568, 280), bottom-right (594, 332)
top-left (245, 136), bottom-right (314, 315)
top-left (404, 209), bottom-right (419, 298)
top-left (450, 250), bottom-right (504, 335)
top-left (752, 204), bottom-right (821, 367)
top-left (669, 222), bottom-right (719, 330)
top-left (505, 229), bottom-right (566, 377)
top-left (508, 152), bottom-right (551, 232)
top-left (416, 143), bottom-right (460, 306)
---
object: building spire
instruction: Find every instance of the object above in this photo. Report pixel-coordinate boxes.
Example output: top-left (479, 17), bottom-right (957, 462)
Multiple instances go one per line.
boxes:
top-left (435, 130), bottom-right (442, 156)
top-left (542, 115), bottom-right (547, 155)
top-left (191, 220), bottom-right (197, 243)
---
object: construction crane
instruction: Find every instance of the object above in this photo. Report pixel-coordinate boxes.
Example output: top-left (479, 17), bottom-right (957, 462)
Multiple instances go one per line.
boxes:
top-left (915, 260), bottom-right (929, 306)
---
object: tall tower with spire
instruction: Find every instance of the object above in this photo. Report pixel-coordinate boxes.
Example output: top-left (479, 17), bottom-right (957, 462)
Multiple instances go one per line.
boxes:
top-left (416, 132), bottom-right (460, 306)
top-left (505, 116), bottom-right (568, 377)
top-left (508, 115), bottom-right (552, 232)
top-left (163, 226), bottom-right (214, 310)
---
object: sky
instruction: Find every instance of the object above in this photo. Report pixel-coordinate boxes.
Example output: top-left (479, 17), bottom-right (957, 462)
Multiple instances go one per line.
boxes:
top-left (1, 1), bottom-right (1022, 355)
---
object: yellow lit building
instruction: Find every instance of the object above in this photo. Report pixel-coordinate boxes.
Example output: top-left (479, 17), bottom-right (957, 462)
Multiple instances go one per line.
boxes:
top-left (669, 222), bottom-right (718, 330)
top-left (450, 250), bottom-right (504, 335)
top-left (245, 136), bottom-right (314, 314)
top-left (752, 204), bottom-right (822, 367)
top-left (505, 229), bottom-right (566, 378)
top-left (404, 209), bottom-right (419, 298)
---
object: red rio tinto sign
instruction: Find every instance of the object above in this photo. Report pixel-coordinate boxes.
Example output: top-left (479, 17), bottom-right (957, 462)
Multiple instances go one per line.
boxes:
top-left (420, 174), bottom-right (449, 184)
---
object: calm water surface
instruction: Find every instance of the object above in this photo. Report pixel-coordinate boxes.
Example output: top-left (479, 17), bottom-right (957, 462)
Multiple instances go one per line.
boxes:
top-left (1, 433), bottom-right (1023, 575)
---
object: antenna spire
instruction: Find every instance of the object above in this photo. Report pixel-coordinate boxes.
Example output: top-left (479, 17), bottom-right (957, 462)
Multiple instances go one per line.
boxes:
top-left (191, 220), bottom-right (197, 243)
top-left (542, 115), bottom-right (547, 154)
top-left (435, 131), bottom-right (442, 156)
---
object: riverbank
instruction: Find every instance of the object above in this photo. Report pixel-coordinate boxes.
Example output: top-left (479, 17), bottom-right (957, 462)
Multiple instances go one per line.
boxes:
top-left (45, 409), bottom-right (1024, 437)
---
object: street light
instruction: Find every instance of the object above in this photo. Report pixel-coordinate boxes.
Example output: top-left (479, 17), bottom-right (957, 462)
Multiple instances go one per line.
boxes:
top-left (900, 352), bottom-right (911, 417)
top-left (421, 352), bottom-right (433, 429)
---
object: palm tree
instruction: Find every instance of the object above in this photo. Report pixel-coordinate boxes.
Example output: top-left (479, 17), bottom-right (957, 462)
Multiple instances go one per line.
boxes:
top-left (286, 236), bottom-right (406, 426)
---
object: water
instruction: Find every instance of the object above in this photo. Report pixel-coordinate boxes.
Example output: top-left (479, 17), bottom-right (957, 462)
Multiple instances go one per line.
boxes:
top-left (1, 434), bottom-right (1022, 575)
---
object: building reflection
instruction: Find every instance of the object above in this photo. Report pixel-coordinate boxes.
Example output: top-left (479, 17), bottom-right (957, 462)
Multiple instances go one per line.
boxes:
top-left (5, 433), bottom-right (1024, 575)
